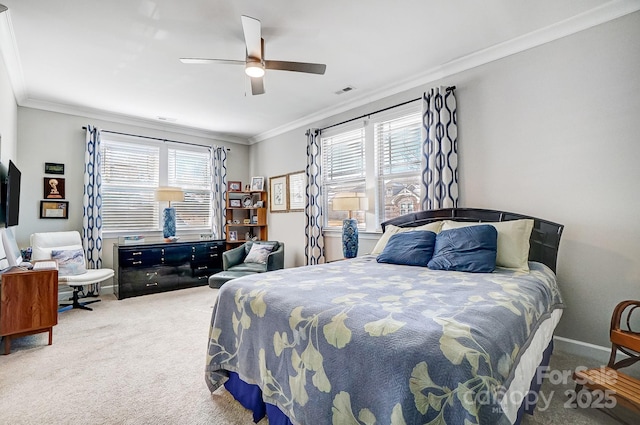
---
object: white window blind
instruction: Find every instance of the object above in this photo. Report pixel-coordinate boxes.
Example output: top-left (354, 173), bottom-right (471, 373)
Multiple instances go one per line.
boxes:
top-left (101, 138), bottom-right (213, 234)
top-left (375, 111), bottom-right (422, 223)
top-left (322, 128), bottom-right (367, 228)
top-left (322, 128), bottom-right (366, 181)
top-left (101, 141), bottom-right (160, 231)
top-left (168, 148), bottom-right (212, 229)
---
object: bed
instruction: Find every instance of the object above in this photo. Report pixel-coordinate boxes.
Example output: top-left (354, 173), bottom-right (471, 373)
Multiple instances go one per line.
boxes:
top-left (205, 208), bottom-right (565, 425)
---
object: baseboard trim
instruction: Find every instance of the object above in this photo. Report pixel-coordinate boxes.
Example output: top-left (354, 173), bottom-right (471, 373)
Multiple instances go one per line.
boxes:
top-left (553, 335), bottom-right (611, 364)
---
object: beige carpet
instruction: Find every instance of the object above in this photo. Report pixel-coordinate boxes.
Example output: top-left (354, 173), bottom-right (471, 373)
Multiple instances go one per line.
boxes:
top-left (0, 286), bottom-right (637, 424)
top-left (0, 286), bottom-right (267, 425)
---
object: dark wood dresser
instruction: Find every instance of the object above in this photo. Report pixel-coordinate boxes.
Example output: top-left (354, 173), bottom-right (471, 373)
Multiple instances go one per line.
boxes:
top-left (113, 239), bottom-right (224, 299)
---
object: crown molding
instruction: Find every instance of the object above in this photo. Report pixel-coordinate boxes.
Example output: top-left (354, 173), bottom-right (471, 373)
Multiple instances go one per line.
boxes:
top-left (0, 8), bottom-right (27, 103)
top-left (2, 1), bottom-right (638, 146)
top-left (248, 0), bottom-right (640, 144)
top-left (20, 97), bottom-right (250, 145)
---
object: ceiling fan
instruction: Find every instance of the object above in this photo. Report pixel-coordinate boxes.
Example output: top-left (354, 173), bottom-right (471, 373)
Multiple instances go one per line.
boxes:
top-left (180, 15), bottom-right (326, 95)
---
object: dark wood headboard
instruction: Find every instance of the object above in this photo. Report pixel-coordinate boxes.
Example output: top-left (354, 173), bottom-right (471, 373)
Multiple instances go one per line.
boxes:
top-left (381, 208), bottom-right (564, 272)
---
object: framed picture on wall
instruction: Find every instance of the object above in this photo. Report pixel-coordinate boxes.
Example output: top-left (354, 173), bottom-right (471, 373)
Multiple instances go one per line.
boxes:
top-left (40, 201), bottom-right (69, 219)
top-left (269, 174), bottom-right (288, 213)
top-left (44, 177), bottom-right (65, 199)
top-left (44, 162), bottom-right (65, 175)
top-left (287, 171), bottom-right (305, 212)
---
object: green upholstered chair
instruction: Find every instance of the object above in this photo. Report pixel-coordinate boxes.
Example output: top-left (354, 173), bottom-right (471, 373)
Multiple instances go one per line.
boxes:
top-left (208, 241), bottom-right (284, 288)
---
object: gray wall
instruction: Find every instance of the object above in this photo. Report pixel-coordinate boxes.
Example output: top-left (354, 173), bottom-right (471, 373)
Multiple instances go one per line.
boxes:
top-left (15, 107), bottom-right (251, 270)
top-left (249, 12), bottom-right (640, 349)
top-left (0, 44), bottom-right (17, 169)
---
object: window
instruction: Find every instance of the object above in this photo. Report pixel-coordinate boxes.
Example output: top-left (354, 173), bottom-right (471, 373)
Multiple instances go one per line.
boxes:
top-left (321, 103), bottom-right (422, 231)
top-left (101, 136), bottom-right (212, 233)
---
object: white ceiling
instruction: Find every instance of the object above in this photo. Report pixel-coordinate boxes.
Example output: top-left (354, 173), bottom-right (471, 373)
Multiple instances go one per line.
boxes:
top-left (0, 0), bottom-right (636, 144)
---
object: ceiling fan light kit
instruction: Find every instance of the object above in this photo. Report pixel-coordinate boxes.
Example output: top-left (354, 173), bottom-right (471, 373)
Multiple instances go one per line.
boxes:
top-left (245, 60), bottom-right (265, 78)
top-left (180, 15), bottom-right (326, 95)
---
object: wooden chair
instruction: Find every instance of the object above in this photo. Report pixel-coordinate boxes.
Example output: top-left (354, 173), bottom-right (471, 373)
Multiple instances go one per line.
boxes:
top-left (573, 300), bottom-right (640, 419)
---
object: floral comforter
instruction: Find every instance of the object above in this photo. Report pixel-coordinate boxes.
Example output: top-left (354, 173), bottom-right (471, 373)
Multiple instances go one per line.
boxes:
top-left (205, 256), bottom-right (564, 425)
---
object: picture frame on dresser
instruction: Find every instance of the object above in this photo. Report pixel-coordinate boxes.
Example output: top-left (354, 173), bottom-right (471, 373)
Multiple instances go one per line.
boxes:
top-left (227, 181), bottom-right (242, 192)
top-left (250, 176), bottom-right (264, 191)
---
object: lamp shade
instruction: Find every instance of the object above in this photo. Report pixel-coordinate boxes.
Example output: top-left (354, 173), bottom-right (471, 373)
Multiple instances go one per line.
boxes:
top-left (154, 187), bottom-right (184, 203)
top-left (332, 193), bottom-right (368, 211)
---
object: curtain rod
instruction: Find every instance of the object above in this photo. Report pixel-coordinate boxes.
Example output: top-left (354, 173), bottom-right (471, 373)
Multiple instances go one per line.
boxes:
top-left (81, 127), bottom-right (231, 151)
top-left (320, 85), bottom-right (455, 132)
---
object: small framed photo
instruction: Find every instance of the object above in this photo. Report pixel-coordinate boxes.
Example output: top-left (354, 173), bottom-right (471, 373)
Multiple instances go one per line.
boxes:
top-left (227, 181), bottom-right (242, 192)
top-left (250, 176), bottom-right (264, 191)
top-left (40, 201), bottom-right (69, 219)
top-left (229, 199), bottom-right (241, 208)
top-left (243, 218), bottom-right (251, 224)
top-left (44, 162), bottom-right (65, 175)
top-left (251, 215), bottom-right (258, 224)
top-left (228, 231), bottom-right (238, 241)
top-left (255, 200), bottom-right (264, 208)
top-left (44, 177), bottom-right (65, 199)
top-left (270, 174), bottom-right (288, 213)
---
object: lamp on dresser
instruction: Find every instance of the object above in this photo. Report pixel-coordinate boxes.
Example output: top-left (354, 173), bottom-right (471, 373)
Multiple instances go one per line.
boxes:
top-left (155, 187), bottom-right (184, 239)
top-left (332, 193), bottom-right (368, 259)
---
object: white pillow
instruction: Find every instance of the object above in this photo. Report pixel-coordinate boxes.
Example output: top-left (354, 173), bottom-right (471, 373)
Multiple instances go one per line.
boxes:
top-left (441, 219), bottom-right (534, 271)
top-left (371, 221), bottom-right (443, 255)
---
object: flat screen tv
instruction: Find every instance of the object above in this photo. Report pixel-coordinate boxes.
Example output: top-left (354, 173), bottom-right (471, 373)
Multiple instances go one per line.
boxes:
top-left (4, 160), bottom-right (21, 227)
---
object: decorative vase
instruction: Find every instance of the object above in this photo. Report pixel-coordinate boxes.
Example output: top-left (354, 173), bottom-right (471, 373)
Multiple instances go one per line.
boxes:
top-left (163, 207), bottom-right (177, 238)
top-left (342, 218), bottom-right (358, 258)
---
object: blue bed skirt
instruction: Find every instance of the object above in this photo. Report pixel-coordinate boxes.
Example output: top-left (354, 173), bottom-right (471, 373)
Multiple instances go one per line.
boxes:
top-left (223, 340), bottom-right (555, 425)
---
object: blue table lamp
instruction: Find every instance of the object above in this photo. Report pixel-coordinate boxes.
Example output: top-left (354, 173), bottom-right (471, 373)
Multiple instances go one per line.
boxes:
top-left (155, 187), bottom-right (184, 239)
top-left (333, 193), bottom-right (368, 258)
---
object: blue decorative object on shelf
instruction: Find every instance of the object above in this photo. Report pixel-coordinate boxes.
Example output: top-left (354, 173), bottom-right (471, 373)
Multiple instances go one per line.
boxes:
top-left (163, 207), bottom-right (177, 238)
top-left (342, 218), bottom-right (359, 258)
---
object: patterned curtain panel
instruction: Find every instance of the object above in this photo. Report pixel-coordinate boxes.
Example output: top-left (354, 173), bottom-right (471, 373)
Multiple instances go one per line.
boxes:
top-left (305, 129), bottom-right (325, 265)
top-left (83, 126), bottom-right (103, 294)
top-left (421, 86), bottom-right (458, 210)
top-left (211, 146), bottom-right (228, 240)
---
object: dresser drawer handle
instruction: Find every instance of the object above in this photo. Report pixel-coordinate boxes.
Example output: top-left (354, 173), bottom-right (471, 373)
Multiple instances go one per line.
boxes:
top-left (132, 251), bottom-right (142, 256)
top-left (197, 266), bottom-right (207, 270)
top-left (146, 272), bottom-right (158, 277)
top-left (132, 260), bottom-right (142, 265)
top-left (210, 254), bottom-right (218, 258)
top-left (197, 276), bottom-right (208, 280)
top-left (146, 282), bottom-right (158, 287)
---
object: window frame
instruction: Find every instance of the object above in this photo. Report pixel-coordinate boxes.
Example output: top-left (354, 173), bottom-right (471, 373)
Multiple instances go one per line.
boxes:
top-left (100, 133), bottom-right (213, 237)
top-left (320, 102), bottom-right (422, 232)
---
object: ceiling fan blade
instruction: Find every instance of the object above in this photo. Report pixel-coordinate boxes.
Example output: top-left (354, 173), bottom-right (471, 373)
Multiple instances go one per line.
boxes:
top-left (241, 15), bottom-right (262, 60)
top-left (265, 60), bottom-right (326, 75)
top-left (180, 58), bottom-right (245, 65)
top-left (250, 77), bottom-right (265, 95)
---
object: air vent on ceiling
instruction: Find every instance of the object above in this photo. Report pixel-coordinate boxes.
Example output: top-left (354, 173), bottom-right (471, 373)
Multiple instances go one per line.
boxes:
top-left (334, 86), bottom-right (355, 95)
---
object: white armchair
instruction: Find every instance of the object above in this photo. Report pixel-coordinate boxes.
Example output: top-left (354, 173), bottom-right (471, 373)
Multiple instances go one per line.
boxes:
top-left (30, 231), bottom-right (114, 311)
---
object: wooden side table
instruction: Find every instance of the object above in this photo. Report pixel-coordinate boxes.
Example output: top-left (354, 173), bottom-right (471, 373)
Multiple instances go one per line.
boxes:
top-left (0, 267), bottom-right (58, 354)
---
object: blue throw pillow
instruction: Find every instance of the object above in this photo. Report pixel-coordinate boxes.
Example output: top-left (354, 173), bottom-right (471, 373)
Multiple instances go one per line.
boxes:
top-left (376, 231), bottom-right (436, 267)
top-left (427, 225), bottom-right (498, 273)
